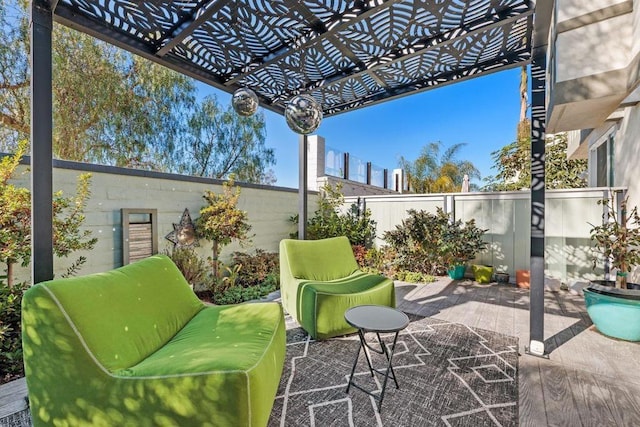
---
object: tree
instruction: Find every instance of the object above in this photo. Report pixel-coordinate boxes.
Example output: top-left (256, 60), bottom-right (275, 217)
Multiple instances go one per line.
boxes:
top-left (0, 0), bottom-right (195, 166)
top-left (177, 95), bottom-right (275, 182)
top-left (0, 141), bottom-right (98, 287)
top-left (196, 177), bottom-right (252, 279)
top-left (0, 1), bottom-right (275, 185)
top-left (485, 133), bottom-right (587, 191)
top-left (399, 141), bottom-right (480, 193)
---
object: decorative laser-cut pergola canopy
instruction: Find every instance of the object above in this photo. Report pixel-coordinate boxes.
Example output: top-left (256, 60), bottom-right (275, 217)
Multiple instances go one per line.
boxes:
top-left (50, 0), bottom-right (533, 117)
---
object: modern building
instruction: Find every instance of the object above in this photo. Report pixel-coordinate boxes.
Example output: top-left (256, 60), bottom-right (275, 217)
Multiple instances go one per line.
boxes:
top-left (548, 0), bottom-right (640, 207)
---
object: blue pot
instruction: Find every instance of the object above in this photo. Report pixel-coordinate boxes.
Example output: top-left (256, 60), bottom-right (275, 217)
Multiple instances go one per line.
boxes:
top-left (447, 265), bottom-right (466, 280)
top-left (584, 282), bottom-right (640, 342)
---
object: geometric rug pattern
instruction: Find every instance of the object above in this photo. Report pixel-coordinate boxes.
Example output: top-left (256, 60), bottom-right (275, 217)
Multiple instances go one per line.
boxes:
top-left (268, 314), bottom-right (518, 427)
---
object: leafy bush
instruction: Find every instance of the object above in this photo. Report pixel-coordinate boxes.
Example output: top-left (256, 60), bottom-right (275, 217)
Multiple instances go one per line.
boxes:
top-left (231, 249), bottom-right (279, 288)
top-left (1, 140), bottom-right (97, 287)
top-left (357, 246), bottom-right (398, 278)
top-left (383, 208), bottom-right (487, 275)
top-left (394, 270), bottom-right (435, 283)
top-left (212, 274), bottom-right (278, 305)
top-left (352, 245), bottom-right (368, 268)
top-left (290, 183), bottom-right (377, 247)
top-left (0, 278), bottom-right (26, 384)
top-left (165, 247), bottom-right (207, 288)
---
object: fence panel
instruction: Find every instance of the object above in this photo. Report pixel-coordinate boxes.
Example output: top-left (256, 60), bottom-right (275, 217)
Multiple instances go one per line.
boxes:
top-left (346, 188), bottom-right (619, 282)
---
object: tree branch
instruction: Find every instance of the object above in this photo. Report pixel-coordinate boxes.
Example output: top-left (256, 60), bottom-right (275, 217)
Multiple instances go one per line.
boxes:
top-left (0, 112), bottom-right (28, 134)
top-left (0, 81), bottom-right (29, 91)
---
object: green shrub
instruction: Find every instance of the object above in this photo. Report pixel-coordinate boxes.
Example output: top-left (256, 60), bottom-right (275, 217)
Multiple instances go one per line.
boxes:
top-left (360, 246), bottom-right (398, 278)
top-left (383, 208), bottom-right (487, 275)
top-left (212, 274), bottom-right (278, 305)
top-left (0, 278), bottom-right (26, 384)
top-left (231, 249), bottom-right (279, 288)
top-left (394, 270), bottom-right (435, 283)
top-left (165, 247), bottom-right (207, 288)
top-left (290, 183), bottom-right (377, 247)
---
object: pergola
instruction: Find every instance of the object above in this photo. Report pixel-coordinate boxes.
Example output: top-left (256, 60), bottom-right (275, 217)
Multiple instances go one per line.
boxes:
top-left (30, 0), bottom-right (552, 355)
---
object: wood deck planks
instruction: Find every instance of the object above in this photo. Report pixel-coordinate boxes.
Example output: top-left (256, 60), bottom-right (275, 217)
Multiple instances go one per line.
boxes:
top-left (518, 357), bottom-right (548, 427)
top-left (538, 362), bottom-right (583, 427)
top-left (0, 377), bottom-right (27, 419)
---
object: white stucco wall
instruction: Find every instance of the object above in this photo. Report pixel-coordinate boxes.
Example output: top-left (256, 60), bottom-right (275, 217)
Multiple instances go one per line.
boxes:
top-left (555, 13), bottom-right (632, 82)
top-left (615, 104), bottom-right (640, 210)
top-left (634, 0), bottom-right (640, 57)
top-left (556, 0), bottom-right (630, 23)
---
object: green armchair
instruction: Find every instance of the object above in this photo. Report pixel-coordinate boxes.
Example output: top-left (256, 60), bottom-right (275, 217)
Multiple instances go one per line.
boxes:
top-left (22, 255), bottom-right (285, 427)
top-left (279, 236), bottom-right (395, 339)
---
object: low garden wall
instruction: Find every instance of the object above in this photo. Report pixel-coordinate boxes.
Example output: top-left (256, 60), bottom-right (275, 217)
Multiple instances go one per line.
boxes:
top-left (10, 159), bottom-right (316, 283)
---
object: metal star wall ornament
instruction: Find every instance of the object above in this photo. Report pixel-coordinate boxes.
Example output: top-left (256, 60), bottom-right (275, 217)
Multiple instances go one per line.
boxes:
top-left (165, 208), bottom-right (200, 248)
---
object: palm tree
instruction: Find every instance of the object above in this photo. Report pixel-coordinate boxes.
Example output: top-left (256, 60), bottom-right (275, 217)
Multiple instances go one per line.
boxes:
top-left (399, 141), bottom-right (480, 193)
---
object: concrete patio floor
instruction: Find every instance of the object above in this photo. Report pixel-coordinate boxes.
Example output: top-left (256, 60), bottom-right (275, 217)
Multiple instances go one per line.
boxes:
top-left (2, 278), bottom-right (639, 426)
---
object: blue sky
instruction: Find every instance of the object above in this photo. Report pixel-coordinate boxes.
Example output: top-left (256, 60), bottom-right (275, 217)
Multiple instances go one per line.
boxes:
top-left (197, 67), bottom-right (522, 189)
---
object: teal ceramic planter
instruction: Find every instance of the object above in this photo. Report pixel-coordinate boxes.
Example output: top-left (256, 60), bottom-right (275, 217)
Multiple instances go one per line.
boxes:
top-left (447, 265), bottom-right (466, 280)
top-left (584, 283), bottom-right (640, 342)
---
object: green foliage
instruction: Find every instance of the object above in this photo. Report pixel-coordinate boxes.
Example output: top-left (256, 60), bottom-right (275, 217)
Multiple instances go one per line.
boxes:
top-left (291, 183), bottom-right (377, 247)
top-left (196, 177), bottom-right (252, 278)
top-left (52, 173), bottom-right (99, 260)
top-left (399, 141), bottom-right (480, 193)
top-left (179, 96), bottom-right (276, 183)
top-left (590, 197), bottom-right (640, 288)
top-left (485, 133), bottom-right (587, 191)
top-left (231, 249), bottom-right (279, 288)
top-left (0, 278), bottom-right (26, 384)
top-left (1, 1), bottom-right (273, 184)
top-left (212, 275), bottom-right (278, 305)
top-left (383, 208), bottom-right (487, 275)
top-left (0, 141), bottom-right (97, 286)
top-left (164, 247), bottom-right (207, 288)
top-left (0, 142), bottom-right (30, 282)
top-left (354, 246), bottom-right (398, 278)
top-left (394, 270), bottom-right (435, 284)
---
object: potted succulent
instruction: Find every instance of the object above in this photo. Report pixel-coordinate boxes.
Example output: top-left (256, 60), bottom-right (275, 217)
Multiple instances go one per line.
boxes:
top-left (441, 218), bottom-right (488, 280)
top-left (585, 196), bottom-right (640, 341)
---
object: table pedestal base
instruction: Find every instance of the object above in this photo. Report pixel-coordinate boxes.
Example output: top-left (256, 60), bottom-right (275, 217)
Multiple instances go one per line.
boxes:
top-left (345, 330), bottom-right (401, 411)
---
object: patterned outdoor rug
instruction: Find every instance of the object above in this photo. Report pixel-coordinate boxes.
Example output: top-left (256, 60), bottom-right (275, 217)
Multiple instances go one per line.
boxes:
top-left (268, 314), bottom-right (519, 427)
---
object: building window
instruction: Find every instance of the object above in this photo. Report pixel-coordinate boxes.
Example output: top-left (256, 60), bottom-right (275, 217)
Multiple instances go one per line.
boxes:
top-left (608, 134), bottom-right (615, 186)
top-left (590, 130), bottom-right (615, 187)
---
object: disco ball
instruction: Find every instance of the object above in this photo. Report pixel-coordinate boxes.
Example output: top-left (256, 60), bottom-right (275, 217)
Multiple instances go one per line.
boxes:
top-left (232, 88), bottom-right (259, 116)
top-left (284, 95), bottom-right (323, 135)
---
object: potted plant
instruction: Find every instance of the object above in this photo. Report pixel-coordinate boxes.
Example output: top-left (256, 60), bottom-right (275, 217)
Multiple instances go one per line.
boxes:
top-left (441, 217), bottom-right (488, 280)
top-left (585, 196), bottom-right (640, 341)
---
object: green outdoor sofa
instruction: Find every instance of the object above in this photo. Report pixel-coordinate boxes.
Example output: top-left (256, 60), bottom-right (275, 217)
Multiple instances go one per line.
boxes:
top-left (22, 254), bottom-right (285, 427)
top-left (280, 236), bottom-right (395, 339)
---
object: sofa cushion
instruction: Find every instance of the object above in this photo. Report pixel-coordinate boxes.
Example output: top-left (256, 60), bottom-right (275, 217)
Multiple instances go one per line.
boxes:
top-left (117, 302), bottom-right (283, 376)
top-left (297, 271), bottom-right (395, 339)
top-left (283, 236), bottom-right (358, 281)
top-left (41, 255), bottom-right (204, 372)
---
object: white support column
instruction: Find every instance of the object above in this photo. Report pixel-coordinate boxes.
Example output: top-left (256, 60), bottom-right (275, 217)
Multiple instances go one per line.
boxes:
top-left (305, 135), bottom-right (325, 192)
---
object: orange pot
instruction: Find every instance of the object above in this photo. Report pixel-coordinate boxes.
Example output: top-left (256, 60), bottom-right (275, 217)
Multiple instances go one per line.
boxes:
top-left (516, 270), bottom-right (530, 289)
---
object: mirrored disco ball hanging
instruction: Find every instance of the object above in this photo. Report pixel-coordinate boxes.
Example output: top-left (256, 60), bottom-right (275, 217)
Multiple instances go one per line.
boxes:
top-left (232, 88), bottom-right (259, 116)
top-left (284, 94), bottom-right (323, 135)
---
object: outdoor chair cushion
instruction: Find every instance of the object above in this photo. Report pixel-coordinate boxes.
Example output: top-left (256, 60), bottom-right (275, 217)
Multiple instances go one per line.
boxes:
top-left (22, 254), bottom-right (285, 427)
top-left (280, 236), bottom-right (395, 339)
